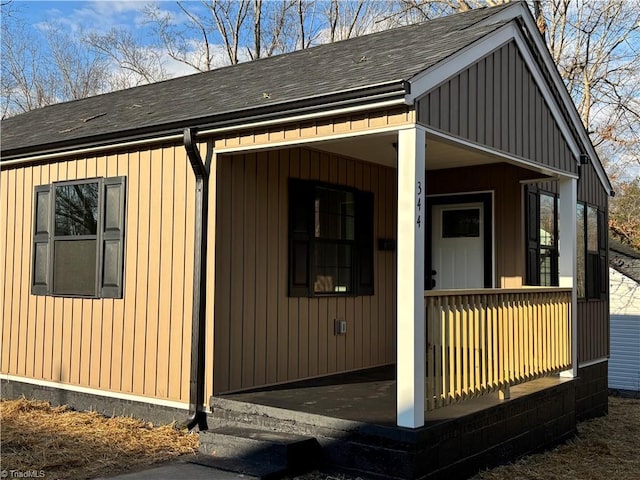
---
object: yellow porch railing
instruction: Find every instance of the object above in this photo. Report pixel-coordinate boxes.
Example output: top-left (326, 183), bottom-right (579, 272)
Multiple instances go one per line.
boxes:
top-left (424, 288), bottom-right (572, 411)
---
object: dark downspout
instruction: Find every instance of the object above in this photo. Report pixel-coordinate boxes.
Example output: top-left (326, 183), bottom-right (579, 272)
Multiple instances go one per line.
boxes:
top-left (183, 127), bottom-right (209, 431)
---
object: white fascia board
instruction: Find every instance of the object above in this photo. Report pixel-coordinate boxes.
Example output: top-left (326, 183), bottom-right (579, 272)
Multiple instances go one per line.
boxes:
top-left (406, 22), bottom-right (514, 103)
top-left (407, 22), bottom-right (583, 169)
top-left (477, 4), bottom-right (613, 194)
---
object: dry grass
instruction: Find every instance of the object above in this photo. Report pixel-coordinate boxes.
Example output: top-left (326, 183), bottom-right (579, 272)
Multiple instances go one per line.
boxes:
top-left (472, 396), bottom-right (640, 480)
top-left (0, 397), bottom-right (198, 480)
top-left (1, 396), bottom-right (638, 480)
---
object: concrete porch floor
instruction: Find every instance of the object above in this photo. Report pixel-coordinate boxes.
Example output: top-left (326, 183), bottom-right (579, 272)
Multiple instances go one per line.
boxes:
top-left (219, 365), bottom-right (572, 428)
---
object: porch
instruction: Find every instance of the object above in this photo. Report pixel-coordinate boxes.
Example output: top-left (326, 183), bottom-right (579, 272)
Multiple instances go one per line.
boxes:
top-left (212, 125), bottom-right (579, 428)
top-left (214, 285), bottom-right (573, 423)
top-left (209, 365), bottom-right (576, 479)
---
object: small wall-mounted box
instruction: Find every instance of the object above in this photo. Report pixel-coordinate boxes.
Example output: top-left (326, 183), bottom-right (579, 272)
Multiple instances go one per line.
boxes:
top-left (334, 319), bottom-right (347, 335)
top-left (378, 238), bottom-right (396, 251)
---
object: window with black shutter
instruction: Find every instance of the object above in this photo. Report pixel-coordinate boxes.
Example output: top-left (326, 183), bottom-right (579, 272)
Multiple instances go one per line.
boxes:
top-left (576, 202), bottom-right (605, 300)
top-left (31, 177), bottom-right (126, 298)
top-left (525, 186), bottom-right (558, 286)
top-left (288, 179), bottom-right (374, 297)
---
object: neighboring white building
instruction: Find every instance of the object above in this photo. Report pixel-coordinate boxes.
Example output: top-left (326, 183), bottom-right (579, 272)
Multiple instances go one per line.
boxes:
top-left (609, 238), bottom-right (640, 396)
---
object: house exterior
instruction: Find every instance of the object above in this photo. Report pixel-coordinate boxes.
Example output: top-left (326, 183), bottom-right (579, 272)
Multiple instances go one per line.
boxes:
top-left (609, 238), bottom-right (640, 396)
top-left (1, 3), bottom-right (612, 478)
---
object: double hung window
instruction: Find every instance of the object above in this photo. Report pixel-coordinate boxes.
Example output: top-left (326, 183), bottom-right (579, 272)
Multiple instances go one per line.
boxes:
top-left (577, 202), bottom-right (607, 299)
top-left (32, 177), bottom-right (126, 298)
top-left (525, 186), bottom-right (559, 286)
top-left (289, 179), bottom-right (373, 297)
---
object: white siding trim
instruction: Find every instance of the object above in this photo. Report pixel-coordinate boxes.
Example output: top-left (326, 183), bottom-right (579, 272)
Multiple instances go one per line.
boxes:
top-left (0, 374), bottom-right (189, 410)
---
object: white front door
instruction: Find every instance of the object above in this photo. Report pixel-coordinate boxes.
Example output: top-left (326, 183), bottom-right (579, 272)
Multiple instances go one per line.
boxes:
top-left (431, 203), bottom-right (484, 289)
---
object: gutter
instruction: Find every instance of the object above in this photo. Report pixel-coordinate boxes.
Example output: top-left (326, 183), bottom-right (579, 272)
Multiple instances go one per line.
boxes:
top-left (1, 81), bottom-right (408, 162)
top-left (183, 127), bottom-right (209, 431)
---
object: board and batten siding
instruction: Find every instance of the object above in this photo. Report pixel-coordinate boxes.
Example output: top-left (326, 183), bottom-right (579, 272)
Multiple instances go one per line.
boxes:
top-left (214, 107), bottom-right (414, 151)
top-left (0, 144), bottom-right (195, 404)
top-left (213, 147), bottom-right (397, 394)
top-left (608, 268), bottom-right (640, 393)
top-left (427, 162), bottom-right (543, 288)
top-left (577, 159), bottom-right (610, 364)
top-left (418, 41), bottom-right (577, 176)
top-left (524, 163), bottom-right (609, 364)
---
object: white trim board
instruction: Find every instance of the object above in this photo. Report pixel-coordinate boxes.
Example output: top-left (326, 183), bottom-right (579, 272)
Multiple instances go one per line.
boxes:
top-left (0, 374), bottom-right (189, 410)
top-left (475, 2), bottom-right (612, 195)
top-left (408, 23), bottom-right (581, 164)
top-left (407, 7), bottom-right (611, 195)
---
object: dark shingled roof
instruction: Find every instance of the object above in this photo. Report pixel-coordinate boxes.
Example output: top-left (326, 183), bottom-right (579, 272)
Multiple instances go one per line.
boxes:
top-left (610, 237), bottom-right (640, 284)
top-left (1, 4), bottom-right (514, 157)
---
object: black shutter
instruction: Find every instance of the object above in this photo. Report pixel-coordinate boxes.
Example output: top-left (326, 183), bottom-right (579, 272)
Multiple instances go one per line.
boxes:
top-left (525, 186), bottom-right (540, 285)
top-left (598, 209), bottom-right (607, 299)
top-left (356, 190), bottom-right (374, 296)
top-left (32, 185), bottom-right (51, 295)
top-left (288, 179), bottom-right (311, 297)
top-left (100, 176), bottom-right (126, 298)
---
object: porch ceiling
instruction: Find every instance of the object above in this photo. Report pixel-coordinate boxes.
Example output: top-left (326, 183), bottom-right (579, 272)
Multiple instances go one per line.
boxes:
top-left (313, 133), bottom-right (498, 170)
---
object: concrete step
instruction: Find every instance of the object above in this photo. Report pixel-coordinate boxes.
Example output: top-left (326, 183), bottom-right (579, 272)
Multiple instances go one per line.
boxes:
top-left (199, 425), bottom-right (322, 479)
top-left (207, 398), bottom-right (415, 480)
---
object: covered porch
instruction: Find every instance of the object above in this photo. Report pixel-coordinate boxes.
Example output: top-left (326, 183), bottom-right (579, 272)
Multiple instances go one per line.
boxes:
top-left (211, 120), bottom-right (579, 429)
top-left (209, 364), bottom-right (576, 479)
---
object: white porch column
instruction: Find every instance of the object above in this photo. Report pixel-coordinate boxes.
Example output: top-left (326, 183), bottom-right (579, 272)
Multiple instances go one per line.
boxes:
top-left (396, 126), bottom-right (426, 428)
top-left (558, 176), bottom-right (578, 378)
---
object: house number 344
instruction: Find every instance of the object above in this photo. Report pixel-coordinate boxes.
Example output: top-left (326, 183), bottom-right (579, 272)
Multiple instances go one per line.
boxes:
top-left (416, 181), bottom-right (422, 228)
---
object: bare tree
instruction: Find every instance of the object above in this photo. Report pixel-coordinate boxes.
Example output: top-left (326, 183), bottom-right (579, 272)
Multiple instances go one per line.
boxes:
top-left (86, 28), bottom-right (170, 87)
top-left (2, 17), bottom-right (109, 116)
top-left (43, 23), bottom-right (110, 101)
top-left (610, 177), bottom-right (640, 249)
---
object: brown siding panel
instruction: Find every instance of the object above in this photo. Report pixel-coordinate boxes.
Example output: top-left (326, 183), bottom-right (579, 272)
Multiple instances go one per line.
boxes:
top-left (577, 160), bottom-right (609, 364)
top-left (418, 41), bottom-right (578, 176)
top-left (213, 147), bottom-right (397, 394)
top-left (0, 144), bottom-right (196, 405)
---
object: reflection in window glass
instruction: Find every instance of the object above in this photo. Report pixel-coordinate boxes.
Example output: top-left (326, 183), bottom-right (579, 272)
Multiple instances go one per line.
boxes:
top-left (312, 186), bottom-right (356, 294)
top-left (539, 194), bottom-right (555, 247)
top-left (55, 183), bottom-right (99, 236)
top-left (314, 187), bottom-right (355, 240)
top-left (442, 209), bottom-right (480, 238)
top-left (577, 203), bottom-right (586, 298)
top-left (587, 206), bottom-right (598, 252)
top-left (540, 247), bottom-right (554, 286)
top-left (313, 244), bottom-right (353, 293)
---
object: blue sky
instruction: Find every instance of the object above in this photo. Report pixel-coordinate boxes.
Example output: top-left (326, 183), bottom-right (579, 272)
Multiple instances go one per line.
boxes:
top-left (4, 1), bottom-right (217, 76)
top-left (8, 1), bottom-right (163, 36)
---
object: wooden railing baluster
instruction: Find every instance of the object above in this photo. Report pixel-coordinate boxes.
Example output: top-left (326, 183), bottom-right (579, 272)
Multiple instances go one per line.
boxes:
top-left (424, 287), bottom-right (573, 411)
